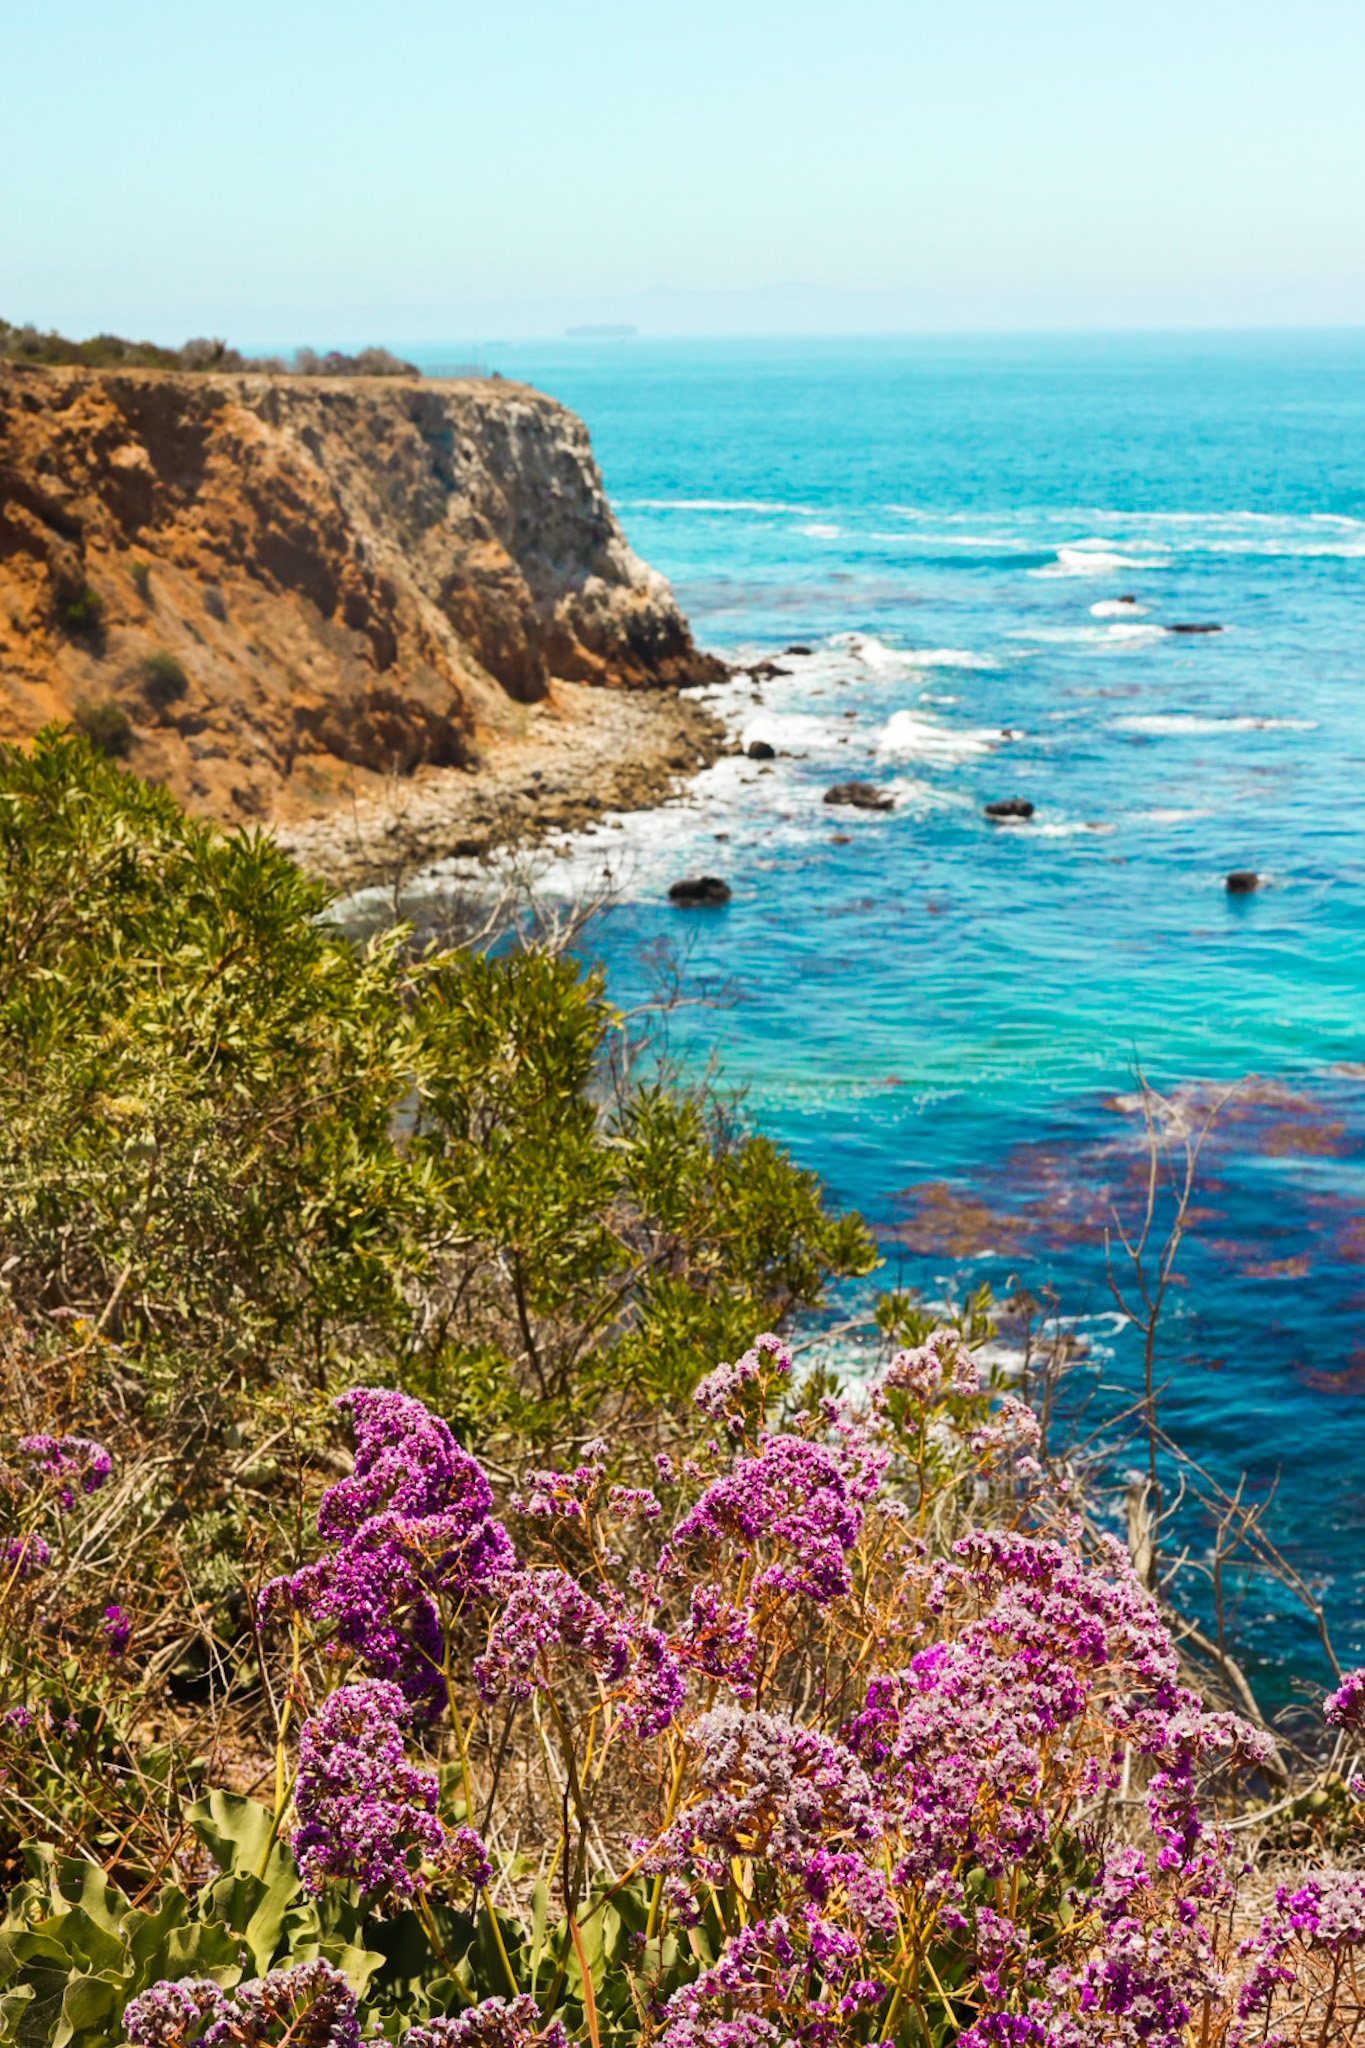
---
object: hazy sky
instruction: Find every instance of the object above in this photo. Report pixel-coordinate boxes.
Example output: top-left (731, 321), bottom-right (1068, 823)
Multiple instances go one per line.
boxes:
top-left (6, 0), bottom-right (1364, 342)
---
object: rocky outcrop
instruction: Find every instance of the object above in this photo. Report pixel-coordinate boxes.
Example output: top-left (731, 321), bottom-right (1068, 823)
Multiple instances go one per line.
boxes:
top-left (823, 781), bottom-right (895, 813)
top-left (0, 362), bottom-right (724, 830)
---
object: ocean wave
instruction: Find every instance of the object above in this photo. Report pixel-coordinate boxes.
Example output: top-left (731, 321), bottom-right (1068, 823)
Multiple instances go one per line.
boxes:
top-left (627, 496), bottom-right (818, 515)
top-left (1014, 623), bottom-right (1166, 646)
top-left (1115, 713), bottom-right (1319, 736)
top-left (903, 647), bottom-right (996, 669)
top-left (829, 632), bottom-right (918, 673)
top-left (1090, 598), bottom-right (1151, 618)
top-left (797, 523), bottom-right (842, 539)
top-left (877, 710), bottom-right (1013, 762)
top-left (1030, 539), bottom-right (1169, 579)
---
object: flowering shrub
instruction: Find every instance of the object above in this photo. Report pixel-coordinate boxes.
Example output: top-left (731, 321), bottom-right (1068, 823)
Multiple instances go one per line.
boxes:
top-left (4, 1328), bottom-right (1363, 2048)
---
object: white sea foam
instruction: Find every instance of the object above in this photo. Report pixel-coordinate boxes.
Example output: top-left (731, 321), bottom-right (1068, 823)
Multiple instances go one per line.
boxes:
top-left (1030, 538), bottom-right (1168, 579)
top-left (627, 497), bottom-right (817, 515)
top-left (877, 710), bottom-right (1013, 762)
top-left (1116, 713), bottom-right (1318, 736)
top-left (829, 633), bottom-right (918, 674)
top-left (739, 711), bottom-right (849, 751)
top-left (903, 648), bottom-right (995, 669)
top-left (1145, 806), bottom-right (1213, 823)
top-left (1090, 598), bottom-right (1151, 618)
top-left (828, 634), bottom-right (995, 676)
top-left (797, 523), bottom-right (842, 539)
top-left (1014, 623), bottom-right (1165, 647)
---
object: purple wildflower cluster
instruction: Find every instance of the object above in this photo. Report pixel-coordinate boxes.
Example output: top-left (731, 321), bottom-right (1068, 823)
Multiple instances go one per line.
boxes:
top-left (261, 1387), bottom-right (514, 1712)
top-left (17, 1432), bottom-right (111, 1508)
top-left (2, 1531), bottom-right (49, 1581)
top-left (292, 1679), bottom-right (453, 1900)
top-left (127, 1971), bottom-right (565, 2048)
top-left (125, 1960), bottom-right (362, 2048)
top-left (671, 1435), bottom-right (863, 1604)
top-left (1235, 1872), bottom-right (1365, 2044)
top-left (692, 1332), bottom-right (793, 1431)
top-left (655, 1914), bottom-right (882, 2048)
top-left (186, 1339), bottom-right (1362, 2048)
top-left (101, 1602), bottom-right (131, 1656)
top-left (1323, 1663), bottom-right (1365, 1733)
top-left (403, 1997), bottom-right (568, 2048)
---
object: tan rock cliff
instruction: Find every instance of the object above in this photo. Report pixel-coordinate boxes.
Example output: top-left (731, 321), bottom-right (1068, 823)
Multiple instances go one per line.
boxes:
top-left (0, 363), bottom-right (725, 835)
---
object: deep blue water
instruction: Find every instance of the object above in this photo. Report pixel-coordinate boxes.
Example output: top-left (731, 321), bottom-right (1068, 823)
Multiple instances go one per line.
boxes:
top-left (415, 335), bottom-right (1365, 1703)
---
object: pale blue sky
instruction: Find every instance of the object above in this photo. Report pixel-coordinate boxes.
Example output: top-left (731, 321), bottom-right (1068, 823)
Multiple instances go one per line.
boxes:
top-left (5, 0), bottom-right (1364, 342)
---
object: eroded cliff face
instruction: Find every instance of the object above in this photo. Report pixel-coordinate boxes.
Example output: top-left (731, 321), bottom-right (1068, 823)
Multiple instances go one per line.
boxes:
top-left (0, 363), bottom-right (723, 826)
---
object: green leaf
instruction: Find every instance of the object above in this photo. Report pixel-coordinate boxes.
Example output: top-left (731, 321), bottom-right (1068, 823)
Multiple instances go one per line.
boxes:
top-left (124, 1890), bottom-right (191, 1987)
top-left (54, 1973), bottom-right (115, 2048)
top-left (189, 1793), bottom-right (295, 1894)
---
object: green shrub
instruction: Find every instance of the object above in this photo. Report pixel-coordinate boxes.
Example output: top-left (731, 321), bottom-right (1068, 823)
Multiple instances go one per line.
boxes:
top-left (71, 698), bottom-right (131, 758)
top-left (202, 582), bottom-right (227, 622)
top-left (138, 650), bottom-right (188, 708)
top-left (0, 731), bottom-right (870, 1414)
top-left (130, 560), bottom-right (152, 605)
top-left (57, 584), bottom-right (104, 642)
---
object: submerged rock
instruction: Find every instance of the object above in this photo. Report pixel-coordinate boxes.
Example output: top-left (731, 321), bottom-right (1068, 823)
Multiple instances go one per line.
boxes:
top-left (1167, 623), bottom-right (1223, 635)
top-left (784, 643), bottom-right (813, 655)
top-left (823, 781), bottom-right (895, 812)
top-left (745, 659), bottom-right (791, 681)
top-left (669, 875), bottom-right (732, 906)
top-left (746, 738), bottom-right (776, 760)
top-left (1226, 869), bottom-right (1260, 895)
top-left (984, 798), bottom-right (1035, 820)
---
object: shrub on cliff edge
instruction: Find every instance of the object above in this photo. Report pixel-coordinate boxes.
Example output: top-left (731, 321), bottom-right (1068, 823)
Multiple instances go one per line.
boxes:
top-left (0, 730), bottom-right (871, 1417)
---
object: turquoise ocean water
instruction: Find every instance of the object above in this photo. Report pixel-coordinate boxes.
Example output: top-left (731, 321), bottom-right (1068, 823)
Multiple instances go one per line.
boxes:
top-left (414, 335), bottom-right (1365, 1698)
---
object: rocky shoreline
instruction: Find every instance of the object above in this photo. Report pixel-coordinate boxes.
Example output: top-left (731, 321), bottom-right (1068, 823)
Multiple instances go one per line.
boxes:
top-left (276, 676), bottom-right (731, 895)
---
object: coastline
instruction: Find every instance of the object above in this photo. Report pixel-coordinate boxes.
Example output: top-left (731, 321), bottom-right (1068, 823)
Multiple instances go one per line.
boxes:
top-left (275, 675), bottom-right (732, 896)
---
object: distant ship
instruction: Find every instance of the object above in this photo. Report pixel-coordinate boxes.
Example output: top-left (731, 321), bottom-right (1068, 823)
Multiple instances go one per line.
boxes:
top-left (565, 323), bottom-right (638, 339)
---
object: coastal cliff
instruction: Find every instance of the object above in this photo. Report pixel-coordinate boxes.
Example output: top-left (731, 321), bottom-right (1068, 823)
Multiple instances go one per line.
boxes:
top-left (0, 363), bottom-right (725, 878)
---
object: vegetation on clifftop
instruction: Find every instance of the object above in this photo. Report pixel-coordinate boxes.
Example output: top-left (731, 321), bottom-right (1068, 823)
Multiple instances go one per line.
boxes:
top-left (0, 318), bottom-right (418, 376)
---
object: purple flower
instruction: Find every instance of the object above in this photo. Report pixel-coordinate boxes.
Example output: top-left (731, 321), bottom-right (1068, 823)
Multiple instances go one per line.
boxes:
top-left (607, 1484), bottom-right (662, 1521)
top-left (319, 1388), bottom-right (493, 1536)
top-left (655, 1915), bottom-right (873, 2048)
top-left (126, 1960), bottom-right (360, 2048)
top-left (18, 1434), bottom-right (111, 1509)
top-left (510, 1452), bottom-right (606, 1522)
top-left (671, 1435), bottom-right (863, 1604)
top-left (882, 1328), bottom-right (980, 1404)
top-left (292, 1679), bottom-right (448, 1900)
top-left (693, 1333), bottom-right (793, 1430)
top-left (260, 1388), bottom-right (513, 1713)
top-left (3, 1532), bottom-right (49, 1581)
top-left (101, 1603), bottom-right (131, 1657)
top-left (648, 1708), bottom-right (882, 1897)
top-left (1324, 1664), bottom-right (1365, 1732)
top-left (474, 1568), bottom-right (629, 1706)
top-left (1237, 1870), bottom-right (1365, 2026)
top-left (401, 1996), bottom-right (567, 2048)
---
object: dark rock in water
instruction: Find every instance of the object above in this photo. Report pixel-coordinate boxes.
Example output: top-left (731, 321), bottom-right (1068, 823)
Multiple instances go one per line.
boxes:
top-left (823, 781), bottom-right (895, 812)
top-left (829, 832), bottom-right (852, 844)
top-left (1117, 593), bottom-right (1138, 604)
top-left (1225, 870), bottom-right (1260, 895)
top-left (669, 875), bottom-right (732, 906)
top-left (745, 659), bottom-right (791, 681)
top-left (784, 643), bottom-right (813, 656)
top-left (746, 738), bottom-right (776, 759)
top-left (984, 798), bottom-right (1035, 820)
top-left (1167, 623), bottom-right (1223, 635)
